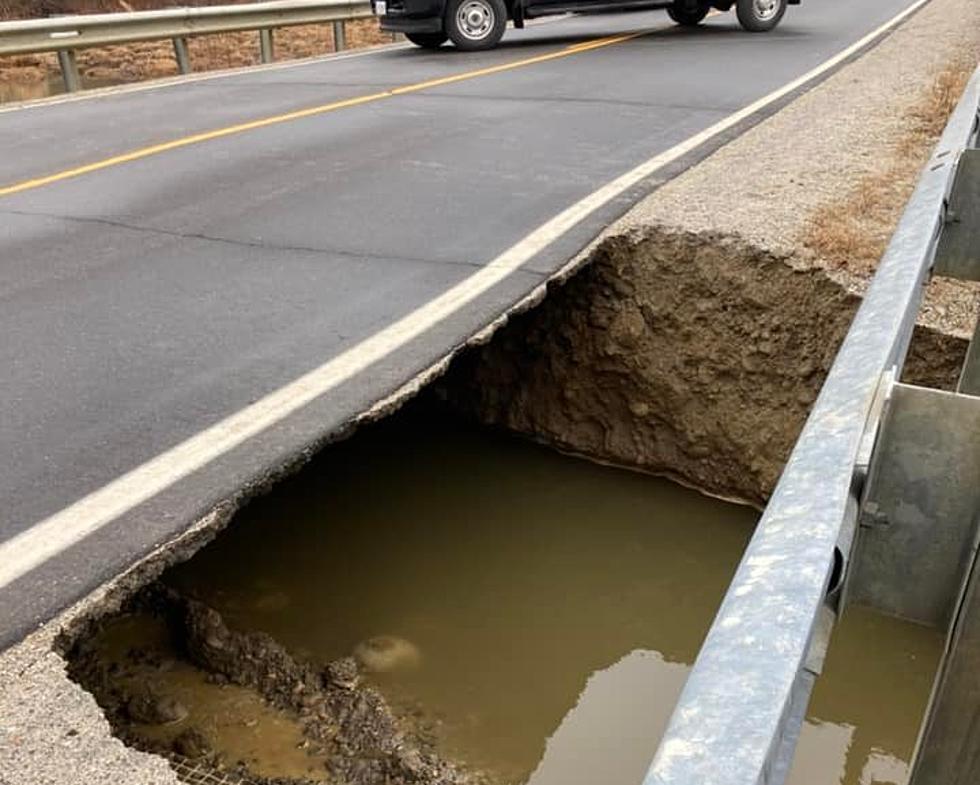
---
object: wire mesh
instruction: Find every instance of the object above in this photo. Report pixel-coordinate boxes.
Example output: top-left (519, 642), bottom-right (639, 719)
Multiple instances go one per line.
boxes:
top-left (169, 754), bottom-right (256, 785)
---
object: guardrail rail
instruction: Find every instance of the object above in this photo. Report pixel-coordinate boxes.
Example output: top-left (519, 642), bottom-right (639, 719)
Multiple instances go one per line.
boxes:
top-left (0, 0), bottom-right (376, 93)
top-left (643, 63), bottom-right (980, 785)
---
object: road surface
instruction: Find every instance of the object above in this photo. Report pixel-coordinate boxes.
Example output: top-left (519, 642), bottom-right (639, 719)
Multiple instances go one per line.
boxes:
top-left (0, 0), bottom-right (924, 647)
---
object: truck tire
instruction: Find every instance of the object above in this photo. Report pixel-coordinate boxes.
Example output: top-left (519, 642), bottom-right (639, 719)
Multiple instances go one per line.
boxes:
top-left (735, 0), bottom-right (786, 31)
top-left (406, 32), bottom-right (449, 48)
top-left (667, 0), bottom-right (710, 26)
top-left (445, 0), bottom-right (507, 50)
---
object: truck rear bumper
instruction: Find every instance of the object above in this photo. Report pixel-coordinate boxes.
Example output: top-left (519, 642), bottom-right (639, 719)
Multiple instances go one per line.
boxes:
top-left (379, 15), bottom-right (444, 33)
top-left (374, 0), bottom-right (446, 33)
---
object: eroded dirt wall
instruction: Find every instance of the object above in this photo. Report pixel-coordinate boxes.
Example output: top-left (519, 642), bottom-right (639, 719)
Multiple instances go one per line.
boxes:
top-left (434, 228), bottom-right (967, 505)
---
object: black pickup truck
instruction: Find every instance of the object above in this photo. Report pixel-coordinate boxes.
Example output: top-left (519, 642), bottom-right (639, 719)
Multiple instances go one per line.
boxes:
top-left (372, 0), bottom-right (797, 51)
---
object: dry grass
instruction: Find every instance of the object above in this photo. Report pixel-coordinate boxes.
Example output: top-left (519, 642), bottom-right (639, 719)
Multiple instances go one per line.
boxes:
top-left (0, 1), bottom-right (251, 18)
top-left (802, 59), bottom-right (975, 275)
top-left (0, 0), bottom-right (391, 97)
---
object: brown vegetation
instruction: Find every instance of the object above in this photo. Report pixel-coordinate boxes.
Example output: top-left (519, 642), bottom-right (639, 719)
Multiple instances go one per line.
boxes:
top-left (0, 1), bottom-right (250, 19)
top-left (0, 0), bottom-right (391, 99)
top-left (802, 59), bottom-right (975, 276)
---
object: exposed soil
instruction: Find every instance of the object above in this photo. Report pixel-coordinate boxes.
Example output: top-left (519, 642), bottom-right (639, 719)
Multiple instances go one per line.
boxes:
top-left (426, 25), bottom-right (979, 506)
top-left (68, 585), bottom-right (490, 785)
top-left (431, 228), bottom-right (967, 506)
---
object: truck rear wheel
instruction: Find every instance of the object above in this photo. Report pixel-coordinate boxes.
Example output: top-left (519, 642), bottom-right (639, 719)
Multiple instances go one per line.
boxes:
top-left (445, 0), bottom-right (507, 50)
top-left (667, 0), bottom-right (710, 26)
top-left (735, 0), bottom-right (786, 31)
top-left (406, 32), bottom-right (449, 48)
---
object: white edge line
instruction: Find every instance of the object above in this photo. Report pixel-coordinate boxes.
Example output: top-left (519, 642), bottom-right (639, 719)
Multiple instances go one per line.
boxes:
top-left (0, 0), bottom-right (929, 589)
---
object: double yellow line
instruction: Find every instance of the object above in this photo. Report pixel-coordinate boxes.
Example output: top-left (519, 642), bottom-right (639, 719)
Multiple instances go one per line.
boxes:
top-left (0, 31), bottom-right (644, 199)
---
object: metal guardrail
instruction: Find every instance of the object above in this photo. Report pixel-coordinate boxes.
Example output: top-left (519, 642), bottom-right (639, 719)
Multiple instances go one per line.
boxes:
top-left (0, 0), bottom-right (375, 92)
top-left (644, 64), bottom-right (980, 785)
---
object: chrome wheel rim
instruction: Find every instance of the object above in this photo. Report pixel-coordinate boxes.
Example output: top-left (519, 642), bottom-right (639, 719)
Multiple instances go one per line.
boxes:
top-left (456, 0), bottom-right (495, 40)
top-left (753, 0), bottom-right (780, 20)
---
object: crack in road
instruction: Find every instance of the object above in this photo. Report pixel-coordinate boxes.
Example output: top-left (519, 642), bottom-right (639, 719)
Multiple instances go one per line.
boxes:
top-left (0, 208), bottom-right (489, 272)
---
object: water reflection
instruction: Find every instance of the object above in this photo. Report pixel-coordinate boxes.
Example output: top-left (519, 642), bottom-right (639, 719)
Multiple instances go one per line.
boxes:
top-left (527, 650), bottom-right (688, 785)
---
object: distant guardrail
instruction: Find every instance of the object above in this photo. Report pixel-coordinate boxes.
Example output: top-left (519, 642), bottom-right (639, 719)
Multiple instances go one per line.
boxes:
top-left (0, 0), bottom-right (377, 93)
top-left (644, 64), bottom-right (980, 785)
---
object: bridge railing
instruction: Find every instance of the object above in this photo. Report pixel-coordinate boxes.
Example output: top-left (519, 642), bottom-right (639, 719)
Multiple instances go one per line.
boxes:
top-left (0, 0), bottom-right (376, 93)
top-left (644, 64), bottom-right (980, 785)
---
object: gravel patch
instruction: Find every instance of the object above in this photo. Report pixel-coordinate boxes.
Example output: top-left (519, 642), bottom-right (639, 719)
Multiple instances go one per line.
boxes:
top-left (625, 0), bottom-right (980, 336)
top-left (0, 624), bottom-right (180, 785)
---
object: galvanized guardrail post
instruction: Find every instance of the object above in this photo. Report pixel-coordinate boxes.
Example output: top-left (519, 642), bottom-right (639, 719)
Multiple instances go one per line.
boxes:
top-left (172, 36), bottom-right (191, 75)
top-left (56, 48), bottom-right (81, 92)
top-left (259, 27), bottom-right (275, 63)
top-left (0, 0), bottom-right (376, 94)
top-left (643, 64), bottom-right (980, 785)
top-left (333, 20), bottom-right (347, 51)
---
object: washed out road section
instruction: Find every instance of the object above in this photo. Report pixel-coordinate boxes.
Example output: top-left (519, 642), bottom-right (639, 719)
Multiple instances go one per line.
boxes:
top-left (0, 0), bottom-right (922, 647)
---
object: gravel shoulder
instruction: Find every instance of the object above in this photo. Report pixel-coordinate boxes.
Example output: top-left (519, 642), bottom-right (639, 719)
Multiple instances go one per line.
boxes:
top-left (2, 3), bottom-right (979, 784)
top-left (625, 0), bottom-right (980, 336)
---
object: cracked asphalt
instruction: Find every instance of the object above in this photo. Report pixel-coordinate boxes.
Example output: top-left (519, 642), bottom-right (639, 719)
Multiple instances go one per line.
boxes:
top-left (0, 0), bottom-right (923, 649)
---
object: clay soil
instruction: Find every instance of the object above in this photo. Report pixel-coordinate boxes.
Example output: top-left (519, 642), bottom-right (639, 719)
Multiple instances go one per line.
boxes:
top-left (431, 229), bottom-right (966, 507)
top-left (429, 49), bottom-right (979, 506)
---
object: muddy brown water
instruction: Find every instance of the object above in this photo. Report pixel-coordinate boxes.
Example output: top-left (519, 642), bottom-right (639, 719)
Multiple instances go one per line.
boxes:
top-left (96, 410), bottom-right (939, 785)
top-left (92, 612), bottom-right (329, 780)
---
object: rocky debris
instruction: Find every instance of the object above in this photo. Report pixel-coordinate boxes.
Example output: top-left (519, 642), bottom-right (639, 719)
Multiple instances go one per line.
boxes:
top-left (171, 728), bottom-right (212, 759)
top-left (181, 600), bottom-right (323, 708)
top-left (433, 228), bottom-right (968, 505)
top-left (325, 658), bottom-right (361, 692)
top-left (68, 587), bottom-right (488, 785)
top-left (124, 687), bottom-right (188, 725)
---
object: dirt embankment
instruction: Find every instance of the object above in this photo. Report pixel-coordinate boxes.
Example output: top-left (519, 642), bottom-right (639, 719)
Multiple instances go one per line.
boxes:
top-left (432, 229), bottom-right (965, 506)
top-left (430, 12), bottom-right (979, 506)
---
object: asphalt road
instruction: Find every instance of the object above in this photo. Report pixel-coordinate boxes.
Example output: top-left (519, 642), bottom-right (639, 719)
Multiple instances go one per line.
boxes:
top-left (0, 0), bottom-right (922, 647)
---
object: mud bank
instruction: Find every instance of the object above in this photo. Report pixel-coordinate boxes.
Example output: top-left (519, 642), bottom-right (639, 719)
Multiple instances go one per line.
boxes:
top-left (68, 586), bottom-right (488, 785)
top-left (433, 227), bottom-right (967, 505)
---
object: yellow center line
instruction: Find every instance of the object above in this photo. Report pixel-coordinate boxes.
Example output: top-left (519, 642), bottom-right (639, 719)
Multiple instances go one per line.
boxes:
top-left (0, 31), bottom-right (645, 199)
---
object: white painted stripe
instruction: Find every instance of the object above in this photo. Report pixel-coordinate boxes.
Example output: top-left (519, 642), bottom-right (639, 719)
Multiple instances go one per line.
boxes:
top-left (0, 0), bottom-right (930, 589)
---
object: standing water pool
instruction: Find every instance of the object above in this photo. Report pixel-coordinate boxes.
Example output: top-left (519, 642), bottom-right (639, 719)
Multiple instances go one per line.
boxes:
top-left (91, 408), bottom-right (940, 785)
